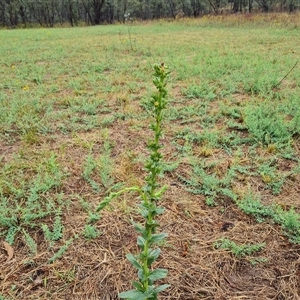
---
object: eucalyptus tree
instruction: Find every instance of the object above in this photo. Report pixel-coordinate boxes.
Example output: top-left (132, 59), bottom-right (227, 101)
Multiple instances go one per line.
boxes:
top-left (64, 0), bottom-right (80, 26)
top-left (166, 0), bottom-right (179, 18)
top-left (26, 0), bottom-right (58, 27)
top-left (256, 0), bottom-right (273, 11)
top-left (1, 0), bottom-right (18, 27)
top-left (206, 0), bottom-right (227, 13)
top-left (112, 0), bottom-right (139, 22)
top-left (81, 0), bottom-right (106, 24)
top-left (190, 0), bottom-right (204, 16)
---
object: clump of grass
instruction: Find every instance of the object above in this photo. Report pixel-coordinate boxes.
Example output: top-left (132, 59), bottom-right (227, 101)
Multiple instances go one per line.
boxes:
top-left (97, 63), bottom-right (170, 299)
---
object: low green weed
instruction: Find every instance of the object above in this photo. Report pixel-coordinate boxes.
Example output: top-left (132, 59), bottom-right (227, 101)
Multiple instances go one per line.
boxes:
top-left (165, 96), bottom-right (219, 128)
top-left (78, 195), bottom-right (101, 224)
top-left (244, 102), bottom-right (291, 147)
top-left (236, 191), bottom-right (274, 222)
top-left (161, 161), bottom-right (180, 174)
top-left (258, 158), bottom-right (286, 195)
top-left (101, 115), bottom-right (115, 127)
top-left (41, 212), bottom-right (64, 243)
top-left (77, 195), bottom-right (101, 240)
top-left (99, 130), bottom-right (114, 189)
top-left (53, 267), bottom-right (76, 283)
top-left (82, 151), bottom-right (100, 192)
top-left (81, 133), bottom-right (114, 192)
top-left (0, 154), bottom-right (65, 246)
top-left (172, 128), bottom-right (194, 155)
top-left (83, 224), bottom-right (101, 240)
top-left (183, 83), bottom-right (217, 101)
top-left (238, 191), bottom-right (300, 243)
top-left (273, 207), bottom-right (300, 243)
top-left (180, 161), bottom-right (237, 205)
top-left (214, 238), bottom-right (265, 258)
top-left (48, 237), bottom-right (75, 264)
top-left (250, 257), bottom-right (268, 265)
top-left (173, 128), bottom-right (223, 156)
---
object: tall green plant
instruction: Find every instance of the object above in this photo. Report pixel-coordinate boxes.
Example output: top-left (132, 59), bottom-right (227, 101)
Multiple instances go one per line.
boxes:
top-left (96, 63), bottom-right (170, 299)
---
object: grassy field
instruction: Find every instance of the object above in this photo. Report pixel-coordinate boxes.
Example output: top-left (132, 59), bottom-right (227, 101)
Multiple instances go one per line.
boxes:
top-left (1, 15), bottom-right (300, 299)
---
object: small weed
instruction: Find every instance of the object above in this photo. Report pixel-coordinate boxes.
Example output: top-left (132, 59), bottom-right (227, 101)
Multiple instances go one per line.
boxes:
top-left (41, 213), bottom-right (64, 243)
top-left (99, 130), bottom-right (114, 189)
top-left (183, 84), bottom-right (216, 101)
top-left (206, 197), bottom-right (217, 207)
top-left (22, 128), bottom-right (40, 145)
top-left (81, 132), bottom-right (114, 192)
top-left (244, 102), bottom-right (291, 147)
top-left (0, 154), bottom-right (65, 244)
top-left (78, 195), bottom-right (101, 223)
top-left (273, 206), bottom-right (300, 243)
top-left (22, 229), bottom-right (37, 255)
top-left (181, 161), bottom-right (237, 205)
top-left (237, 191), bottom-right (274, 222)
top-left (214, 238), bottom-right (265, 258)
top-left (83, 224), bottom-right (101, 240)
top-left (101, 115), bottom-right (115, 127)
top-left (238, 191), bottom-right (300, 243)
top-left (162, 161), bottom-right (180, 174)
top-left (250, 257), bottom-right (268, 265)
top-left (87, 212), bottom-right (100, 224)
top-left (258, 158), bottom-right (286, 194)
top-left (82, 152), bottom-right (100, 192)
top-left (53, 267), bottom-right (76, 283)
top-left (48, 237), bottom-right (75, 264)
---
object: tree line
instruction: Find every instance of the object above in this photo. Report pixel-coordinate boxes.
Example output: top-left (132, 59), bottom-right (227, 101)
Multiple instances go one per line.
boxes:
top-left (0, 0), bottom-right (299, 28)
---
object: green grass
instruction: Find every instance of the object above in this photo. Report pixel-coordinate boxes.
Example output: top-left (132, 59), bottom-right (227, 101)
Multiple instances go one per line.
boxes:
top-left (1, 18), bottom-right (300, 297)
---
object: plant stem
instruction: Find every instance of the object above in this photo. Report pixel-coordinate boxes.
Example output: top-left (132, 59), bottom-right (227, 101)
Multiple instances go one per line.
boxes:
top-left (118, 63), bottom-right (170, 299)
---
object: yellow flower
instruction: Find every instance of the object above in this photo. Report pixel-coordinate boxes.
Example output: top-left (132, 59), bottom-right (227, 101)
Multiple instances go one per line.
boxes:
top-left (23, 86), bottom-right (29, 91)
top-left (11, 65), bottom-right (15, 69)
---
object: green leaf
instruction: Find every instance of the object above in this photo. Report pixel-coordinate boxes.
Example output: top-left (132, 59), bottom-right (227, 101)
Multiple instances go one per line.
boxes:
top-left (132, 281), bottom-right (144, 291)
top-left (119, 289), bottom-right (147, 300)
top-left (96, 196), bottom-right (112, 212)
top-left (154, 185), bottom-right (168, 198)
top-left (147, 248), bottom-right (161, 264)
top-left (137, 236), bottom-right (146, 249)
top-left (148, 269), bottom-right (168, 281)
top-left (153, 206), bottom-right (165, 215)
top-left (130, 220), bottom-right (144, 234)
top-left (155, 284), bottom-right (171, 293)
top-left (138, 269), bottom-right (145, 281)
top-left (126, 253), bottom-right (142, 270)
top-left (150, 233), bottom-right (168, 244)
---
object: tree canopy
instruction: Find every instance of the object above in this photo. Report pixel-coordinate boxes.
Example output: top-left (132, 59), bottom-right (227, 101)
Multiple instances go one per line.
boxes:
top-left (0, 0), bottom-right (298, 27)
